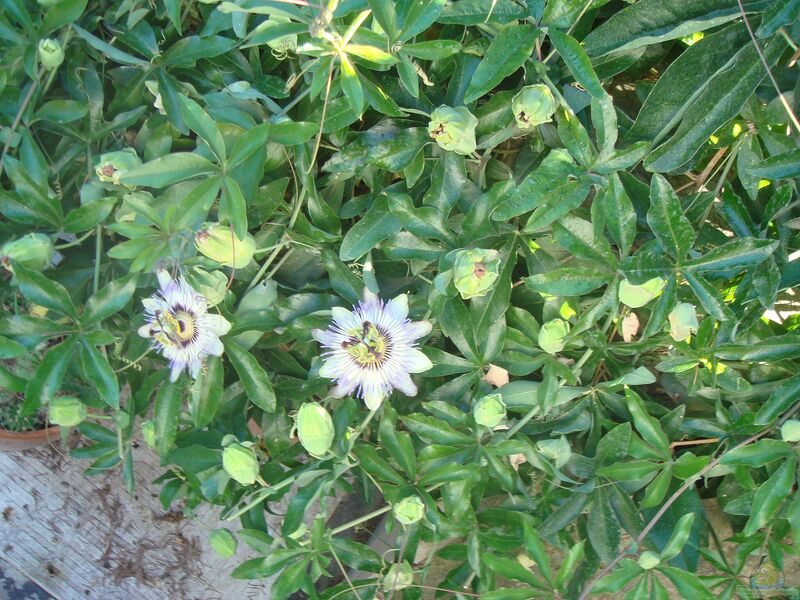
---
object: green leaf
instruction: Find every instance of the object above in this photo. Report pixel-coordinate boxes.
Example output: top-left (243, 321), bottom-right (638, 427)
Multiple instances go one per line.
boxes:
top-left (749, 148), bottom-right (800, 180)
top-left (597, 173), bottom-right (637, 257)
top-left (720, 439), bottom-right (792, 467)
top-left (190, 355), bottom-right (223, 427)
top-left (73, 25), bottom-right (149, 66)
top-left (225, 342), bottom-right (276, 412)
top-left (379, 406), bottom-right (416, 479)
top-left (660, 513), bottom-right (695, 561)
top-left (464, 25), bottom-right (537, 103)
top-left (757, 0), bottom-right (800, 37)
top-left (13, 264), bottom-right (78, 320)
top-left (625, 388), bottom-right (670, 453)
top-left (228, 123), bottom-right (270, 169)
top-left (64, 198), bottom-right (116, 233)
top-left (658, 567), bottom-right (715, 600)
top-left (525, 267), bottom-right (610, 296)
top-left (493, 150), bottom-right (580, 220)
top-left (523, 520), bottom-right (553, 584)
top-left (471, 240), bottom-right (516, 341)
top-left (22, 336), bottom-right (77, 416)
top-left (339, 194), bottom-right (402, 261)
top-left (220, 176), bottom-right (248, 239)
top-left (160, 35), bottom-right (238, 65)
top-left (684, 238), bottom-right (777, 273)
top-left (231, 549), bottom-right (309, 580)
top-left (339, 54), bottom-right (364, 117)
top-left (439, 0), bottom-right (526, 24)
top-left (597, 460), bottom-right (662, 480)
top-left (625, 23), bottom-right (749, 145)
top-left (178, 95), bottom-right (226, 162)
top-left (484, 553), bottom-right (547, 588)
top-left (754, 374), bottom-right (800, 425)
top-left (583, 0), bottom-right (771, 57)
top-left (154, 380), bottom-right (182, 456)
top-left (83, 276), bottom-right (137, 326)
top-left (588, 487), bottom-right (621, 564)
top-left (119, 153), bottom-right (217, 188)
top-left (440, 297), bottom-right (479, 362)
top-left (742, 335), bottom-right (800, 362)
top-left (683, 270), bottom-right (731, 321)
top-left (402, 39), bottom-right (461, 60)
top-left (401, 413), bottom-right (474, 446)
top-left (78, 338), bottom-right (119, 409)
top-left (269, 121), bottom-right (319, 146)
top-left (353, 445), bottom-right (405, 484)
top-left (548, 30), bottom-right (605, 99)
top-left (33, 100), bottom-right (88, 124)
top-left (41, 0), bottom-right (87, 34)
top-left (0, 336), bottom-right (27, 359)
top-left (644, 35), bottom-right (786, 172)
top-left (646, 174), bottom-right (695, 261)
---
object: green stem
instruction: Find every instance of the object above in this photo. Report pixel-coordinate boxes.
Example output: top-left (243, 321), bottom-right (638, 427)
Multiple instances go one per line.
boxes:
top-left (223, 475), bottom-right (297, 521)
top-left (93, 225), bottom-right (102, 294)
top-left (54, 228), bottom-right (95, 250)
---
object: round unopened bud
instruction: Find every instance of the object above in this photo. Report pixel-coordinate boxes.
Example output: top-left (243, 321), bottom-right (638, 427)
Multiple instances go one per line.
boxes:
top-left (1, 234), bottom-right (55, 271)
top-left (190, 267), bottom-right (228, 306)
top-left (296, 402), bottom-right (334, 458)
top-left (95, 149), bottom-right (142, 185)
top-left (536, 436), bottom-right (571, 468)
top-left (637, 551), bottom-right (660, 570)
top-left (222, 442), bottom-right (259, 485)
top-left (539, 318), bottom-right (570, 354)
top-left (619, 277), bottom-right (666, 309)
top-left (38, 38), bottom-right (64, 69)
top-left (781, 419), bottom-right (800, 442)
top-left (428, 105), bottom-right (478, 155)
top-left (195, 223), bottom-right (256, 268)
top-left (209, 528), bottom-right (238, 557)
top-left (473, 393), bottom-right (507, 428)
top-left (383, 561), bottom-right (414, 591)
top-left (668, 303), bottom-right (699, 342)
top-left (512, 85), bottom-right (556, 130)
top-left (452, 248), bottom-right (501, 300)
top-left (49, 396), bottom-right (87, 427)
top-left (393, 495), bottom-right (425, 526)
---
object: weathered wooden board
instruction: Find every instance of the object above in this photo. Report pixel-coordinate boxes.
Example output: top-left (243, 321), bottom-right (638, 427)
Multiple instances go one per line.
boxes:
top-left (0, 439), bottom-right (271, 600)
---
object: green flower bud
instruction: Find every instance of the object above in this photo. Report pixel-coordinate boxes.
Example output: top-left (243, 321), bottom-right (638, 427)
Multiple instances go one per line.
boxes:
top-left (473, 393), bottom-right (507, 428)
top-left (668, 303), bottom-right (698, 342)
top-left (781, 419), bottom-right (800, 442)
top-left (428, 105), bottom-right (478, 155)
top-left (536, 436), bottom-right (571, 468)
top-left (619, 277), bottom-right (666, 309)
top-left (189, 267), bottom-right (228, 306)
top-left (393, 495), bottom-right (425, 526)
top-left (637, 551), bottom-right (660, 570)
top-left (195, 223), bottom-right (257, 268)
top-left (296, 402), bottom-right (334, 458)
top-left (1, 234), bottom-right (56, 271)
top-left (95, 149), bottom-right (142, 185)
top-left (383, 561), bottom-right (414, 591)
top-left (141, 420), bottom-right (156, 449)
top-left (49, 396), bottom-right (86, 427)
top-left (512, 84), bottom-right (556, 130)
top-left (209, 528), bottom-right (238, 557)
top-left (452, 248), bottom-right (501, 300)
top-left (222, 442), bottom-right (260, 485)
top-left (539, 318), bottom-right (570, 354)
top-left (38, 38), bottom-right (64, 69)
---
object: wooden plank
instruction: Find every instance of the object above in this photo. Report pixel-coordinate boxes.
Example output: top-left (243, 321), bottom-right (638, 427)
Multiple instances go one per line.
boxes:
top-left (0, 440), bottom-right (274, 599)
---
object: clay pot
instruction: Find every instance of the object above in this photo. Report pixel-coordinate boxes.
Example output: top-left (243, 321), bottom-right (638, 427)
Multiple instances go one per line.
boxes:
top-left (0, 426), bottom-right (61, 452)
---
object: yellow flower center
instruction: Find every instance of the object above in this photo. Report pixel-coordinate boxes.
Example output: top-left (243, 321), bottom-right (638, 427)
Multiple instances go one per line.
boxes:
top-left (342, 321), bottom-right (389, 367)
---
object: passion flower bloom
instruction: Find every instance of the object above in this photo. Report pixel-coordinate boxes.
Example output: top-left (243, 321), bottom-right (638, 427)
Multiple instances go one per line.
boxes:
top-left (138, 270), bottom-right (231, 382)
top-left (312, 291), bottom-right (433, 410)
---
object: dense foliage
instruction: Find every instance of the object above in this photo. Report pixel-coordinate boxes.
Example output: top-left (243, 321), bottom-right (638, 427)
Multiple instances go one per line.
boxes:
top-left (2, 0), bottom-right (800, 597)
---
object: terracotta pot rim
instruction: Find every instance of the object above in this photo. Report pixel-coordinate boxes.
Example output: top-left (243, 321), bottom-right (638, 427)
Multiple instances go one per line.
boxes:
top-left (0, 424), bottom-right (62, 451)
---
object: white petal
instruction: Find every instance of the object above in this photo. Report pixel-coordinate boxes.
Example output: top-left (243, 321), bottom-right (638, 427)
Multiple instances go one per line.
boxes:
top-left (332, 379), bottom-right (358, 398)
top-left (404, 320), bottom-right (432, 340)
top-left (203, 313), bottom-right (231, 336)
top-left (405, 349), bottom-right (433, 373)
top-left (138, 324), bottom-right (153, 338)
top-left (362, 385), bottom-right (385, 410)
top-left (207, 337), bottom-right (224, 356)
top-left (312, 328), bottom-right (338, 347)
top-left (189, 359), bottom-right (202, 379)
top-left (385, 294), bottom-right (409, 322)
top-left (331, 306), bottom-right (357, 329)
top-left (318, 359), bottom-right (343, 378)
top-left (157, 269), bottom-right (173, 289)
top-left (142, 298), bottom-right (159, 312)
top-left (392, 372), bottom-right (417, 397)
top-left (169, 362), bottom-right (184, 382)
